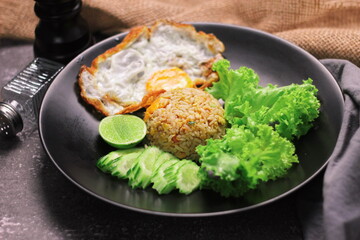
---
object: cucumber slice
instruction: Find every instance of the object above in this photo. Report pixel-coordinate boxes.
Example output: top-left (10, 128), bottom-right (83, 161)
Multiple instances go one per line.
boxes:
top-left (96, 148), bottom-right (143, 173)
top-left (97, 153), bottom-right (120, 171)
top-left (96, 155), bottom-right (109, 171)
top-left (176, 161), bottom-right (202, 194)
top-left (153, 160), bottom-right (189, 194)
top-left (110, 150), bottom-right (144, 179)
top-left (151, 152), bottom-right (177, 176)
top-left (127, 146), bottom-right (162, 189)
top-left (151, 159), bottom-right (179, 194)
top-left (163, 160), bottom-right (188, 179)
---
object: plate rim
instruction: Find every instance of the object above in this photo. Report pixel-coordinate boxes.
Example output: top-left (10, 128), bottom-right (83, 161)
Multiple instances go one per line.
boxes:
top-left (39, 22), bottom-right (344, 217)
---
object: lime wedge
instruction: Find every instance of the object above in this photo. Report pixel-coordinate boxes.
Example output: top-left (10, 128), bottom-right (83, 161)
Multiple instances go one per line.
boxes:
top-left (99, 114), bottom-right (147, 149)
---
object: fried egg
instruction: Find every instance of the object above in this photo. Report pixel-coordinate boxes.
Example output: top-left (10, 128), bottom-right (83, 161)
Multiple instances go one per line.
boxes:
top-left (78, 20), bottom-right (225, 116)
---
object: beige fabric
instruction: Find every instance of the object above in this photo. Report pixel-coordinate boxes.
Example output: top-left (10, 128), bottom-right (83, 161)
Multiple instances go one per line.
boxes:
top-left (0, 0), bottom-right (360, 66)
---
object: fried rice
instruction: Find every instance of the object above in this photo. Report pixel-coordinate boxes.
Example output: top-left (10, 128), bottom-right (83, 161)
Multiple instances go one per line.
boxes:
top-left (144, 88), bottom-right (226, 160)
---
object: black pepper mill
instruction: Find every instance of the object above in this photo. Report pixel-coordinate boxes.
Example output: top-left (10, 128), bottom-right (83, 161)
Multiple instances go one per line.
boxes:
top-left (33, 0), bottom-right (93, 64)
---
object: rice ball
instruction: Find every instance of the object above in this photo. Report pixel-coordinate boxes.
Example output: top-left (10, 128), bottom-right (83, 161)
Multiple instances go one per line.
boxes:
top-left (144, 88), bottom-right (226, 160)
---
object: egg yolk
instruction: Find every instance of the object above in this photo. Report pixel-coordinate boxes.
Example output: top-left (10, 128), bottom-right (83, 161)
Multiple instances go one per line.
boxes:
top-left (146, 67), bottom-right (195, 92)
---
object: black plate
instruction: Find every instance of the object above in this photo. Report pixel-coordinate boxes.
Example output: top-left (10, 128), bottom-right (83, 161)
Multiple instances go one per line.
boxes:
top-left (39, 23), bottom-right (344, 217)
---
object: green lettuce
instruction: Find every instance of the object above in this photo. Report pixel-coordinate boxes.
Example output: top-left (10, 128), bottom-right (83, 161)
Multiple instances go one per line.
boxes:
top-left (208, 59), bottom-right (320, 140)
top-left (197, 124), bottom-right (298, 197)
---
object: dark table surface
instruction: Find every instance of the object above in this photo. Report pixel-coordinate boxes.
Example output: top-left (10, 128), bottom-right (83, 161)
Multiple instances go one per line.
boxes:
top-left (0, 39), bottom-right (306, 240)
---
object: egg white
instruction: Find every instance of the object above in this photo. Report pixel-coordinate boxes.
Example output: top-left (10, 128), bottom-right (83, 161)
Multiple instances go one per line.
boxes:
top-left (94, 24), bottom-right (216, 106)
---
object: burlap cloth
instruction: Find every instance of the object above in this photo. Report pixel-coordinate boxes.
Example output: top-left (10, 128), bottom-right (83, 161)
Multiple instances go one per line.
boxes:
top-left (0, 0), bottom-right (359, 66)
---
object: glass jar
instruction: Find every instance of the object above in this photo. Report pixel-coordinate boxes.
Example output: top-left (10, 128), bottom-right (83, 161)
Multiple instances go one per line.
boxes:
top-left (0, 58), bottom-right (63, 138)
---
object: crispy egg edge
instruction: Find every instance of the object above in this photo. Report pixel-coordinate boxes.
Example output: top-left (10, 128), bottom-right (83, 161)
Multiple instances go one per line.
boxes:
top-left (78, 19), bottom-right (225, 116)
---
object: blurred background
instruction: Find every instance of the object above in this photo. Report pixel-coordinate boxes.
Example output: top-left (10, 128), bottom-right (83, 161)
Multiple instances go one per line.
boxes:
top-left (1, 0), bottom-right (360, 65)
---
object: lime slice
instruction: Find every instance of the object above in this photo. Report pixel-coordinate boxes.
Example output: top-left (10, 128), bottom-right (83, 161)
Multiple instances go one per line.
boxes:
top-left (99, 114), bottom-right (147, 149)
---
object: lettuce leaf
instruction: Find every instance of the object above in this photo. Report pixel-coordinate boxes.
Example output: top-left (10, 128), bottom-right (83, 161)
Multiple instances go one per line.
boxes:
top-left (197, 124), bottom-right (298, 197)
top-left (208, 59), bottom-right (320, 140)
top-left (207, 60), bottom-right (260, 102)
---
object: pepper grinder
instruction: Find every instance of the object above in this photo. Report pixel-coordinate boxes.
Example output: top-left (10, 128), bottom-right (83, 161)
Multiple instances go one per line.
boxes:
top-left (33, 0), bottom-right (93, 64)
top-left (0, 0), bottom-right (93, 138)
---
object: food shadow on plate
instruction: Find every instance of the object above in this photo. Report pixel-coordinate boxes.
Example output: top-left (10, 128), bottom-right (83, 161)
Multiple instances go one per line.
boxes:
top-left (94, 173), bottom-right (254, 215)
